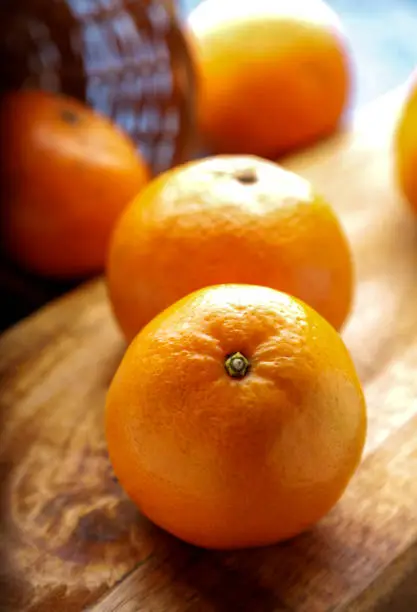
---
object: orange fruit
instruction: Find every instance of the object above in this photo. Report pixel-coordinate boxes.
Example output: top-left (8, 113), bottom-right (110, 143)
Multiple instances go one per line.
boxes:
top-left (395, 71), bottom-right (417, 213)
top-left (105, 283), bottom-right (367, 550)
top-left (188, 0), bottom-right (352, 158)
top-left (0, 89), bottom-right (150, 279)
top-left (107, 155), bottom-right (353, 342)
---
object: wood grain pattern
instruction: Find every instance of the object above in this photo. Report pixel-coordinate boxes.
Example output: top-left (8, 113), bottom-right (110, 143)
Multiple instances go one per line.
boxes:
top-left (1, 85), bottom-right (417, 612)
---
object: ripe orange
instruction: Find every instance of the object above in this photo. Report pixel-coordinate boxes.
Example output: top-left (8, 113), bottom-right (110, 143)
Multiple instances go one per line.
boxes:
top-left (188, 0), bottom-right (351, 158)
top-left (105, 284), bottom-right (367, 550)
top-left (0, 89), bottom-right (150, 279)
top-left (107, 155), bottom-right (353, 342)
top-left (394, 72), bottom-right (417, 213)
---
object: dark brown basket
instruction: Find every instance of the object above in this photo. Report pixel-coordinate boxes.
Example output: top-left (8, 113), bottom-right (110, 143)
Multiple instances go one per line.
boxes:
top-left (0, 0), bottom-right (197, 331)
top-left (0, 0), bottom-right (196, 175)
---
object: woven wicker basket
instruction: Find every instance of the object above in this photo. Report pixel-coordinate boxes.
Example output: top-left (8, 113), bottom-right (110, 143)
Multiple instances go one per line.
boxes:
top-left (0, 0), bottom-right (196, 330)
top-left (0, 0), bottom-right (196, 174)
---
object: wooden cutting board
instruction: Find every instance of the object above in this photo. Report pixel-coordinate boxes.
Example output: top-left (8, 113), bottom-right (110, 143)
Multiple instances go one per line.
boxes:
top-left (1, 85), bottom-right (417, 612)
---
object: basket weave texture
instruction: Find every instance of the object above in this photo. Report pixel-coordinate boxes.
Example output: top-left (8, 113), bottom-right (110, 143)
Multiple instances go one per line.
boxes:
top-left (0, 0), bottom-right (196, 330)
top-left (0, 0), bottom-right (196, 174)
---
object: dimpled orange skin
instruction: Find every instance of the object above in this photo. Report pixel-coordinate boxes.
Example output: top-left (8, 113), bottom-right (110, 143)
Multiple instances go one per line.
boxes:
top-left (188, 0), bottom-right (351, 158)
top-left (0, 89), bottom-right (150, 278)
top-left (105, 284), bottom-right (367, 550)
top-left (395, 73), bottom-right (417, 214)
top-left (107, 155), bottom-right (353, 342)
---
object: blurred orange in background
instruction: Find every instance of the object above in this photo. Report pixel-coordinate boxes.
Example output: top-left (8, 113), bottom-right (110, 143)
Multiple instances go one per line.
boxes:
top-left (395, 71), bottom-right (417, 214)
top-left (188, 0), bottom-right (353, 158)
top-left (0, 89), bottom-right (150, 280)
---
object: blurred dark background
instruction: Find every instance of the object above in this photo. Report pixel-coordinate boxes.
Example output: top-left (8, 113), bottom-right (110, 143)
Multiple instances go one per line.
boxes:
top-left (179, 0), bottom-right (417, 109)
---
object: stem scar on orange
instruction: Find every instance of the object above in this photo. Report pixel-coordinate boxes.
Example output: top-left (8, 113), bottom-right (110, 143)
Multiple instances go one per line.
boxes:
top-left (107, 155), bottom-right (354, 342)
top-left (0, 89), bottom-right (150, 279)
top-left (105, 284), bottom-right (367, 550)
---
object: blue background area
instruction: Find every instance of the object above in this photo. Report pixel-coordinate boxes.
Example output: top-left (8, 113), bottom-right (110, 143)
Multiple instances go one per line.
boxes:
top-left (178, 0), bottom-right (417, 108)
